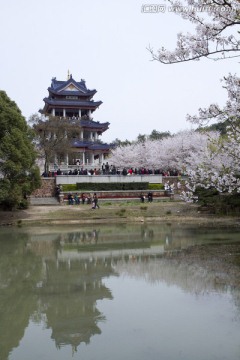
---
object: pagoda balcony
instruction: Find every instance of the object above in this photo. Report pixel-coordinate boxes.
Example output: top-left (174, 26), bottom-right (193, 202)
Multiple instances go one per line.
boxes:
top-left (58, 116), bottom-right (93, 122)
top-left (48, 163), bottom-right (102, 173)
top-left (72, 137), bottom-right (102, 142)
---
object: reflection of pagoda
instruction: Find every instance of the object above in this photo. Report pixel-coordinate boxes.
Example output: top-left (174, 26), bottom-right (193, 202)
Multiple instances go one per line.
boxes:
top-left (39, 258), bottom-right (114, 350)
top-left (39, 73), bottom-right (111, 169)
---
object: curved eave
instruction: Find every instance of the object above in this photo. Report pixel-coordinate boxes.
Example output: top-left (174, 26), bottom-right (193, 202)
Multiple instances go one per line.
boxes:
top-left (80, 120), bottom-right (109, 132)
top-left (42, 98), bottom-right (102, 110)
top-left (89, 143), bottom-right (111, 150)
top-left (71, 140), bottom-right (111, 151)
top-left (87, 127), bottom-right (109, 134)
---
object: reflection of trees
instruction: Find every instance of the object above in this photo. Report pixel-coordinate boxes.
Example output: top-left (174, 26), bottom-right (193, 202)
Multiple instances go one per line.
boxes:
top-left (37, 258), bottom-right (114, 351)
top-left (113, 245), bottom-right (240, 303)
top-left (0, 232), bottom-right (43, 360)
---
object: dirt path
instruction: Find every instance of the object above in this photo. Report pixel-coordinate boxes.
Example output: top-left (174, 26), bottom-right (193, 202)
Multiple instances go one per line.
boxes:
top-left (1, 201), bottom-right (240, 226)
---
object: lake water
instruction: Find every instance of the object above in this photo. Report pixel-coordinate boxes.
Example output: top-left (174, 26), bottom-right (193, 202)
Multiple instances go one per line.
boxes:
top-left (0, 223), bottom-right (240, 360)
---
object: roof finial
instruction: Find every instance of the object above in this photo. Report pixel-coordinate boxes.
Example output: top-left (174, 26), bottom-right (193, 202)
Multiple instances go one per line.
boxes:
top-left (67, 70), bottom-right (70, 80)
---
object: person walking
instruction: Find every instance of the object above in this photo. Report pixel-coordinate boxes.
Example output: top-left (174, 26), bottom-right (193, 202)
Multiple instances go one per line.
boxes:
top-left (92, 193), bottom-right (100, 209)
top-left (147, 191), bottom-right (153, 202)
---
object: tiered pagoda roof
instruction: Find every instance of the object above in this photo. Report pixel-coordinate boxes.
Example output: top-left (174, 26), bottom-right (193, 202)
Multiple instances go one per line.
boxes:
top-left (40, 74), bottom-right (103, 114)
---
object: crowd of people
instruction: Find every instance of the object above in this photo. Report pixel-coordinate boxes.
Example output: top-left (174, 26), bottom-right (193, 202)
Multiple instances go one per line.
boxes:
top-left (55, 181), bottom-right (181, 209)
top-left (64, 191), bottom-right (157, 206)
top-left (65, 192), bottom-right (100, 209)
top-left (43, 163), bottom-right (182, 177)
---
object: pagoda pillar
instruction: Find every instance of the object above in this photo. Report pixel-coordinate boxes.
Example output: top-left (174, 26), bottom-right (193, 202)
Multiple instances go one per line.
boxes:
top-left (79, 109), bottom-right (81, 118)
top-left (54, 154), bottom-right (58, 167)
top-left (65, 154), bottom-right (69, 166)
top-left (82, 152), bottom-right (85, 165)
top-left (52, 108), bottom-right (55, 116)
top-left (80, 130), bottom-right (84, 139)
top-left (100, 153), bottom-right (104, 165)
top-left (63, 109), bottom-right (66, 117)
top-left (88, 109), bottom-right (91, 119)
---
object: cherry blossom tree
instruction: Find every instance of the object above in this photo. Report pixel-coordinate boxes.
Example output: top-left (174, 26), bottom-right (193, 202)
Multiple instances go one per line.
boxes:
top-left (149, 0), bottom-right (240, 63)
top-left (109, 130), bottom-right (212, 172)
top-left (148, 0), bottom-right (240, 202)
top-left (184, 74), bottom-right (240, 198)
top-left (157, 130), bottom-right (211, 171)
top-left (187, 73), bottom-right (240, 126)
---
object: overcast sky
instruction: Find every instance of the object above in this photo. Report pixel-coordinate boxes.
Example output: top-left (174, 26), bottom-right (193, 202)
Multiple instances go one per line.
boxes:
top-left (0, 0), bottom-right (238, 142)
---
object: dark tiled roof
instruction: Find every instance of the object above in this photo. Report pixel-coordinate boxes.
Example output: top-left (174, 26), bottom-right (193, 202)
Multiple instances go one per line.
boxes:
top-left (80, 119), bottom-right (109, 130)
top-left (43, 98), bottom-right (102, 108)
top-left (88, 143), bottom-right (112, 150)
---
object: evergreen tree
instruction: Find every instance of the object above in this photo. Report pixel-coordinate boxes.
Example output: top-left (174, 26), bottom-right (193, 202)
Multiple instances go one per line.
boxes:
top-left (0, 91), bottom-right (40, 210)
top-left (149, 129), bottom-right (171, 140)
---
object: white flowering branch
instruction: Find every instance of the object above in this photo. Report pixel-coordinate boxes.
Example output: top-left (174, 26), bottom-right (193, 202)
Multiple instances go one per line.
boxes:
top-left (148, 0), bottom-right (240, 63)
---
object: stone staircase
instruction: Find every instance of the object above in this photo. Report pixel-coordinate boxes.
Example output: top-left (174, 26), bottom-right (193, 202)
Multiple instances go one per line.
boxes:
top-left (29, 196), bottom-right (60, 206)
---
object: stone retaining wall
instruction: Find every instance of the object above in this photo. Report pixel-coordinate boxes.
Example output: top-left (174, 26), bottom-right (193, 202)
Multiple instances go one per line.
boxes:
top-left (31, 178), bottom-right (56, 197)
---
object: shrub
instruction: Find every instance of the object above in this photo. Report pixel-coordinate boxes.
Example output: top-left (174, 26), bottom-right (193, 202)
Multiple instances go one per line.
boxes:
top-left (116, 208), bottom-right (126, 216)
top-left (148, 183), bottom-right (164, 190)
top-left (62, 184), bottom-right (77, 192)
top-left (195, 187), bottom-right (240, 215)
top-left (76, 182), bottom-right (149, 191)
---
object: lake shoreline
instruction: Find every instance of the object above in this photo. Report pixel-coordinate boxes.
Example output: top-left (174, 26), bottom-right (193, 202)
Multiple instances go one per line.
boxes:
top-left (1, 200), bottom-right (240, 227)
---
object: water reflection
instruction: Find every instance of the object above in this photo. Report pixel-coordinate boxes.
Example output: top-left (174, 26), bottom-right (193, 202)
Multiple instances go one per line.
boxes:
top-left (0, 224), bottom-right (239, 360)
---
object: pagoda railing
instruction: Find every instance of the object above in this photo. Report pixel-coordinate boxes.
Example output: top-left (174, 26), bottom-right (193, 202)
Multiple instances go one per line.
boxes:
top-left (48, 163), bottom-right (103, 173)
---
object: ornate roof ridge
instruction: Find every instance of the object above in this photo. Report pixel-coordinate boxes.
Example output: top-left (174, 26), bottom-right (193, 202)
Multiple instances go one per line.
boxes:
top-left (48, 88), bottom-right (97, 97)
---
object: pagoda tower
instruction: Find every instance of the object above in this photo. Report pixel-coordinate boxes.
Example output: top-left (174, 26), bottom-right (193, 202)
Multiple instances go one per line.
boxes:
top-left (39, 74), bottom-right (111, 170)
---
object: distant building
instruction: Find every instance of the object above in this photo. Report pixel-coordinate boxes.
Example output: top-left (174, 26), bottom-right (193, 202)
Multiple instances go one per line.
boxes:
top-left (39, 73), bottom-right (111, 170)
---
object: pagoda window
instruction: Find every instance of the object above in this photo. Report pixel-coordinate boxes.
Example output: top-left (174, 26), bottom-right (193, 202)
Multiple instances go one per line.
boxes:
top-left (81, 110), bottom-right (88, 117)
top-left (66, 111), bottom-right (79, 119)
top-left (71, 130), bottom-right (80, 139)
top-left (55, 110), bottom-right (63, 117)
top-left (56, 152), bottom-right (65, 165)
top-left (84, 131), bottom-right (92, 141)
